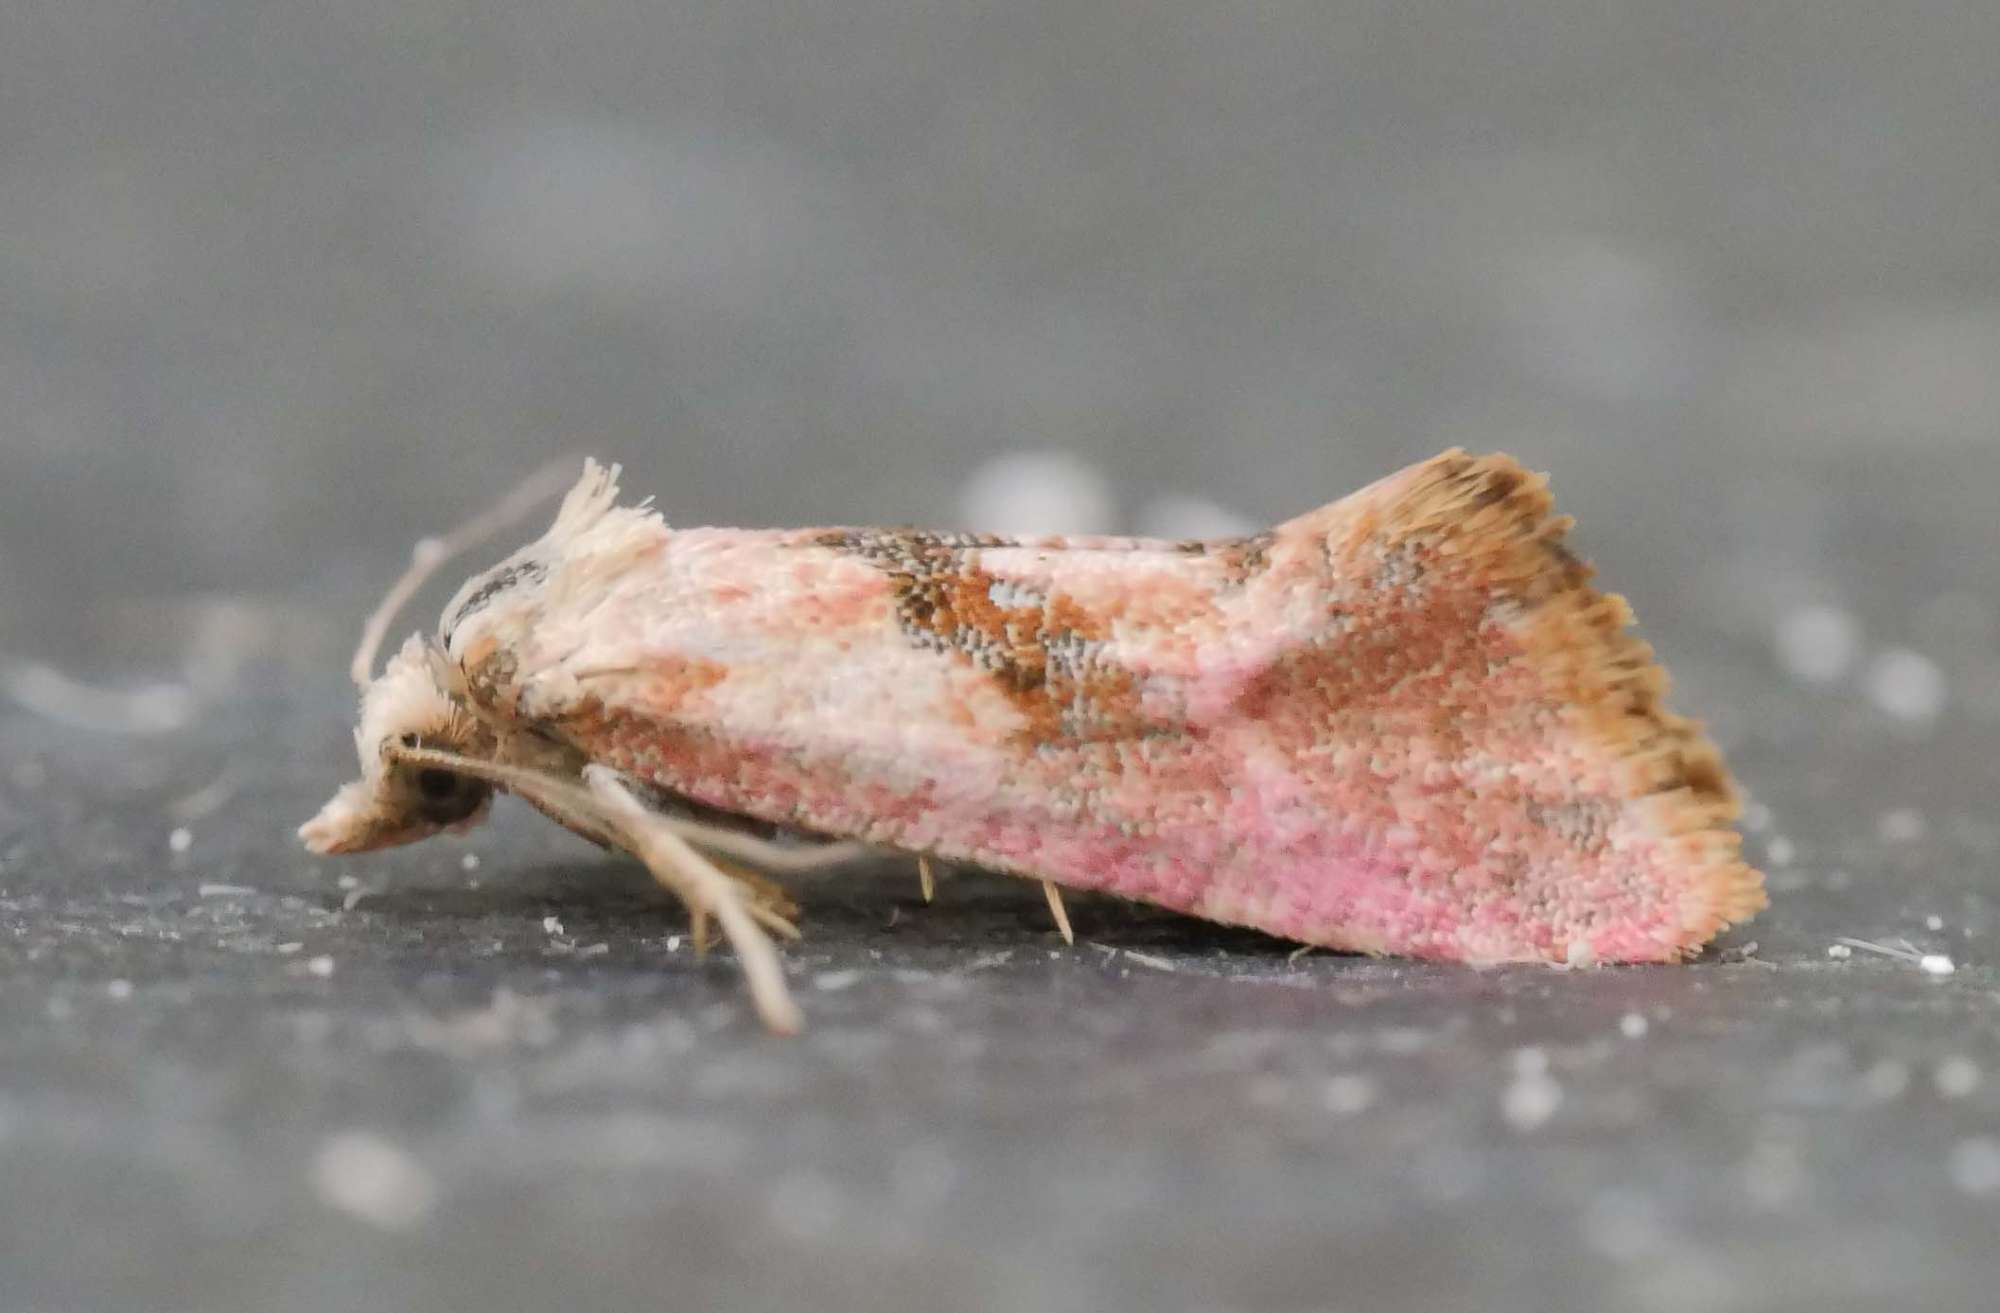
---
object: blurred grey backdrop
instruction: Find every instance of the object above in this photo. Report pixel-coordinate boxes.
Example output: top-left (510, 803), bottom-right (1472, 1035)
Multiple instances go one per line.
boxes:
top-left (6, 4), bottom-right (2000, 1312)
top-left (5, 0), bottom-right (1997, 679)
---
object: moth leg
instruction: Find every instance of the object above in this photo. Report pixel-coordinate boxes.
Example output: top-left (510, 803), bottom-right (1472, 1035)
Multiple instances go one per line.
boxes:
top-left (383, 745), bottom-right (803, 1033)
top-left (1042, 881), bottom-right (1075, 945)
top-left (917, 855), bottom-right (936, 904)
top-left (684, 853), bottom-right (804, 962)
top-left (705, 854), bottom-right (803, 938)
top-left (585, 766), bottom-right (804, 1035)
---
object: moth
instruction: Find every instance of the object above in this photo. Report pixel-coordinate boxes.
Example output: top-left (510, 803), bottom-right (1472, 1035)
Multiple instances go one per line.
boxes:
top-left (301, 450), bottom-right (1765, 1032)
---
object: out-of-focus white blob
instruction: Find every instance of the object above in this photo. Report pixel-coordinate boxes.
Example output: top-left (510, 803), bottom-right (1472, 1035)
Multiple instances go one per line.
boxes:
top-left (311, 1131), bottom-right (438, 1231)
top-left (1864, 648), bottom-right (1946, 725)
top-left (1773, 605), bottom-right (1860, 686)
top-left (958, 452), bottom-right (1114, 537)
top-left (1501, 1048), bottom-right (1562, 1133)
top-left (1136, 494), bottom-right (1259, 541)
top-left (4, 664), bottom-right (195, 735)
top-left (438, 114), bottom-right (816, 307)
top-left (1936, 1057), bottom-right (1983, 1100)
top-left (1877, 808), bottom-right (1928, 844)
top-left (1950, 1138), bottom-right (2000, 1197)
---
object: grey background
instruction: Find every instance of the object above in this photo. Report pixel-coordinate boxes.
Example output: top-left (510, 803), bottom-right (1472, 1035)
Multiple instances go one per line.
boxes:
top-left (3, 2), bottom-right (1999, 1310)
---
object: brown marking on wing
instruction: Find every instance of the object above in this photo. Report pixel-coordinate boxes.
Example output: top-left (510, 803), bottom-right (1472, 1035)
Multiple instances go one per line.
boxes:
top-left (1158, 531), bottom-right (1274, 586)
top-left (813, 527), bottom-right (1170, 747)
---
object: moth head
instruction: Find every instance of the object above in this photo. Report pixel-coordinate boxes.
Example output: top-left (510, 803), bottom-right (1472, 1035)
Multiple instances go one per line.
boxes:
top-left (299, 635), bottom-right (495, 854)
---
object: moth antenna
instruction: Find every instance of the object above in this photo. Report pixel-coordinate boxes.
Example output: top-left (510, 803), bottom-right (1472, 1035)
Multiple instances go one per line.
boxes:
top-left (350, 457), bottom-right (579, 687)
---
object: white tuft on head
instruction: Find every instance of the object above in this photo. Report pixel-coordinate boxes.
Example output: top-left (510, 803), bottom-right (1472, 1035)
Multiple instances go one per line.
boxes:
top-left (546, 459), bottom-right (625, 549)
top-left (300, 636), bottom-right (486, 855)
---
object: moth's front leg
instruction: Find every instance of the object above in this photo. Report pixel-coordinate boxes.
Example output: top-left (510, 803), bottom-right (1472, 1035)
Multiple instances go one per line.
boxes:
top-left (584, 766), bottom-right (804, 1035)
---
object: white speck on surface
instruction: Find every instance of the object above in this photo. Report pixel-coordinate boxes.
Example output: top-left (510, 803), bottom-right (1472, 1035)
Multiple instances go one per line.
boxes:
top-left (460, 853), bottom-right (481, 872)
top-left (1949, 1137), bottom-right (2000, 1197)
top-left (1122, 950), bottom-right (1178, 973)
top-left (1322, 1075), bottom-right (1376, 1116)
top-left (665, 935), bottom-right (682, 952)
top-left (1920, 954), bottom-right (1956, 977)
top-left (311, 1131), bottom-right (438, 1230)
top-left (1136, 493), bottom-right (1258, 541)
top-left (814, 969), bottom-right (863, 992)
top-left (958, 451), bottom-right (1114, 536)
top-left (198, 882), bottom-right (257, 898)
top-left (1765, 836), bottom-right (1796, 867)
top-left (1741, 801), bottom-right (1773, 833)
top-left (105, 979), bottom-right (132, 1000)
top-left (275, 942), bottom-right (303, 954)
top-left (336, 874), bottom-right (360, 892)
top-left (1503, 1067), bottom-right (1563, 1132)
top-left (1826, 944), bottom-right (1853, 960)
top-left (167, 827), bottom-right (193, 854)
top-left (1619, 1012), bottom-right (1650, 1039)
top-left (1926, 914), bottom-right (1945, 932)
top-left (1878, 808), bottom-right (1929, 843)
top-left (1865, 648), bottom-right (1946, 724)
top-left (307, 955), bottom-right (335, 978)
top-left (542, 916), bottom-right (564, 937)
top-left (1774, 605), bottom-right (1860, 685)
top-left (1936, 1057), bottom-right (1983, 1100)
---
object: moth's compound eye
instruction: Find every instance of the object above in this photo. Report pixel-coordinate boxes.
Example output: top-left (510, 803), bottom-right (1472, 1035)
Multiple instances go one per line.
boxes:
top-left (416, 768), bottom-right (460, 802)
top-left (411, 767), bottom-right (487, 825)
